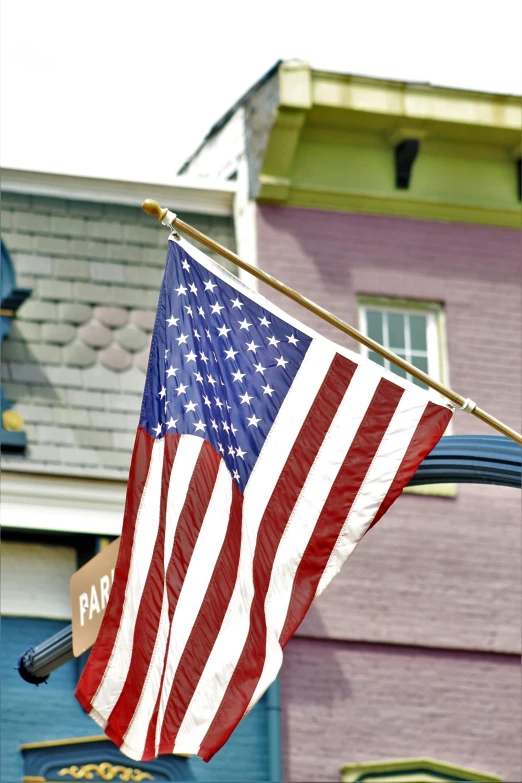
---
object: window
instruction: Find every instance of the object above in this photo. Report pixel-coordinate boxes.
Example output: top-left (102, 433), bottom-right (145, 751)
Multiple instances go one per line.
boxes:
top-left (357, 296), bottom-right (454, 498)
top-left (357, 297), bottom-right (445, 391)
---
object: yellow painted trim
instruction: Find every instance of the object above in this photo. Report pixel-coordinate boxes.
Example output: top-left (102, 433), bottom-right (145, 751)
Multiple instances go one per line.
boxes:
top-left (20, 735), bottom-right (193, 758)
top-left (308, 70), bottom-right (521, 137)
top-left (255, 63), bottom-right (521, 226)
top-left (403, 483), bottom-right (457, 498)
top-left (357, 295), bottom-right (443, 312)
top-left (259, 183), bottom-right (521, 228)
top-left (340, 756), bottom-right (502, 782)
top-left (23, 777), bottom-right (47, 782)
top-left (58, 762), bottom-right (154, 781)
top-left (20, 736), bottom-right (109, 750)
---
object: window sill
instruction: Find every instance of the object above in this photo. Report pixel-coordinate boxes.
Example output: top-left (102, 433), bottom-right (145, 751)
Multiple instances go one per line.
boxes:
top-left (403, 483), bottom-right (457, 498)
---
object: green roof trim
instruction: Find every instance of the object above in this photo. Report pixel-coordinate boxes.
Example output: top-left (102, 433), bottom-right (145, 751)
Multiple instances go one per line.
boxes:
top-left (341, 757), bottom-right (502, 783)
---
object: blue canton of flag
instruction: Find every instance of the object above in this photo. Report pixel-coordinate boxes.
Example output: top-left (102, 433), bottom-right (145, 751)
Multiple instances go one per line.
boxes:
top-left (140, 237), bottom-right (312, 491)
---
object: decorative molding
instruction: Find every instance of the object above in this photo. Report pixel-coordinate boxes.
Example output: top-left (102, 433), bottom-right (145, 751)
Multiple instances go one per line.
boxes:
top-left (0, 167), bottom-right (236, 217)
top-left (21, 736), bottom-right (192, 782)
top-left (278, 184), bottom-right (520, 228)
top-left (21, 737), bottom-right (110, 751)
top-left (341, 756), bottom-right (502, 782)
top-left (255, 62), bottom-right (521, 223)
top-left (310, 70), bottom-right (521, 140)
top-left (58, 762), bottom-right (154, 781)
top-left (258, 108), bottom-right (307, 202)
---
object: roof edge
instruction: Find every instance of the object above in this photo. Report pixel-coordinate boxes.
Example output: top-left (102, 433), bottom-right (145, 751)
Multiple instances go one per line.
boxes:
top-left (0, 167), bottom-right (237, 217)
top-left (178, 60), bottom-right (282, 174)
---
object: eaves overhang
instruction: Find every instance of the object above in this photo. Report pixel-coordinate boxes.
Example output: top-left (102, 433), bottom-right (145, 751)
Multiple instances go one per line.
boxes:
top-left (0, 167), bottom-right (237, 217)
top-left (257, 61), bottom-right (522, 226)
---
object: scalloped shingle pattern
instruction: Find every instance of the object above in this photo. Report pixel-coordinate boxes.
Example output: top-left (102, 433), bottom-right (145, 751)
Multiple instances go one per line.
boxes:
top-left (1, 191), bottom-right (236, 478)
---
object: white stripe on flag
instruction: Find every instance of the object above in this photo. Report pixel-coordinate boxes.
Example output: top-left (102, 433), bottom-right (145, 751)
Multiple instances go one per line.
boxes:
top-left (247, 362), bottom-right (382, 709)
top-left (172, 338), bottom-right (336, 754)
top-left (315, 392), bottom-right (427, 597)
top-left (120, 435), bottom-right (204, 758)
top-left (91, 438), bottom-right (165, 723)
top-left (154, 458), bottom-right (233, 755)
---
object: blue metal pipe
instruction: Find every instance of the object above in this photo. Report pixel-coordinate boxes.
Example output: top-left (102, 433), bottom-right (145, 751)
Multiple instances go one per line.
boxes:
top-left (408, 435), bottom-right (521, 489)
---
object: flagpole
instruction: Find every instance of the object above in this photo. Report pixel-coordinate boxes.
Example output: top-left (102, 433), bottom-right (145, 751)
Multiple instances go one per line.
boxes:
top-left (142, 199), bottom-right (522, 446)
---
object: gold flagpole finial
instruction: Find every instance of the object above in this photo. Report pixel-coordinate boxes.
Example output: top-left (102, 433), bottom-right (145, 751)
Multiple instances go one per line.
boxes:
top-left (142, 200), bottom-right (169, 222)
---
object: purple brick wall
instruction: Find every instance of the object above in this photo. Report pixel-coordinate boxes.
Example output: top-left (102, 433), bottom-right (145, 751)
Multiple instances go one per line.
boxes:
top-left (256, 205), bottom-right (521, 780)
top-left (281, 638), bottom-right (521, 783)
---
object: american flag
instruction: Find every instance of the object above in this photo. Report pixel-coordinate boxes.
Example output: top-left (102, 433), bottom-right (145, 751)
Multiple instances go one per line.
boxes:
top-left (76, 235), bottom-right (452, 762)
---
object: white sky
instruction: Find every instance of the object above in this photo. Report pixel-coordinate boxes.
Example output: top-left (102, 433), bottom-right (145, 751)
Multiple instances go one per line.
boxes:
top-left (1, 0), bottom-right (521, 185)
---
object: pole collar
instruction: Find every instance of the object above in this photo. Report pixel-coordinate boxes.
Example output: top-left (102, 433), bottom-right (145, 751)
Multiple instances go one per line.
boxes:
top-left (161, 210), bottom-right (177, 227)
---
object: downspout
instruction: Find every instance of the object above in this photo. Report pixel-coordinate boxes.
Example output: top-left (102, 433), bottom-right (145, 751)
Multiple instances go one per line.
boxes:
top-left (266, 676), bottom-right (282, 783)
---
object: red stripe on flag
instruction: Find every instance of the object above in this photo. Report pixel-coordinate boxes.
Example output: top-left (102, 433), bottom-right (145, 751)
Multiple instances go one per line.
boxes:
top-left (139, 439), bottom-right (222, 760)
top-left (198, 354), bottom-right (357, 762)
top-left (103, 433), bottom-right (180, 747)
top-left (365, 400), bottom-right (453, 533)
top-left (156, 481), bottom-right (244, 757)
top-left (75, 427), bottom-right (155, 713)
top-left (279, 378), bottom-right (404, 649)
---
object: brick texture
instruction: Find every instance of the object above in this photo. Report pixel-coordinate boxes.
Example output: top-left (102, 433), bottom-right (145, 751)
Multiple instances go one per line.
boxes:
top-left (258, 205), bottom-right (521, 653)
top-left (281, 637), bottom-right (521, 783)
top-left (257, 205), bottom-right (521, 779)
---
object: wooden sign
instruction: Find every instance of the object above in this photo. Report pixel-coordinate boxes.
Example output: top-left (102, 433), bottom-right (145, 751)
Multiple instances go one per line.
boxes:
top-left (70, 538), bottom-right (120, 657)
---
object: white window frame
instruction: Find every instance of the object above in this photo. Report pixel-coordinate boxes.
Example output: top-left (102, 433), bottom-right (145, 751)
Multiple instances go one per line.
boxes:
top-left (357, 296), bottom-right (448, 389)
top-left (357, 295), bottom-right (455, 497)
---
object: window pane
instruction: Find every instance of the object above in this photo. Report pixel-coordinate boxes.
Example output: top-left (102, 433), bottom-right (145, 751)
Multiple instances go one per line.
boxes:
top-left (390, 352), bottom-right (407, 379)
top-left (411, 354), bottom-right (429, 375)
top-left (387, 313), bottom-right (405, 349)
top-left (411, 354), bottom-right (429, 389)
top-left (368, 350), bottom-right (385, 367)
top-left (365, 310), bottom-right (383, 344)
top-left (410, 315), bottom-right (428, 351)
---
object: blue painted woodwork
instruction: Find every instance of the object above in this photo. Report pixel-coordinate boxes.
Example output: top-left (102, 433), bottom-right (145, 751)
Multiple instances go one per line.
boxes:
top-left (408, 435), bottom-right (521, 489)
top-left (1, 237), bottom-right (31, 451)
top-left (22, 738), bottom-right (194, 781)
top-left (2, 617), bottom-right (274, 782)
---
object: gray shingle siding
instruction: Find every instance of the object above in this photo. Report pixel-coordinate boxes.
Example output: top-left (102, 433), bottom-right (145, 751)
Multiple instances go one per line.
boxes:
top-left (1, 191), bottom-right (236, 478)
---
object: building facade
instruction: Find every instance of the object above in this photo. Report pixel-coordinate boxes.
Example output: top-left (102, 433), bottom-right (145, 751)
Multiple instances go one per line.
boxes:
top-left (0, 169), bottom-right (281, 782)
top-left (179, 61), bottom-right (521, 782)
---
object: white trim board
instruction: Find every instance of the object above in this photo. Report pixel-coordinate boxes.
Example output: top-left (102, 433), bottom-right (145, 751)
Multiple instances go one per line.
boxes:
top-left (0, 167), bottom-right (237, 217)
top-left (1, 471), bottom-right (127, 536)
